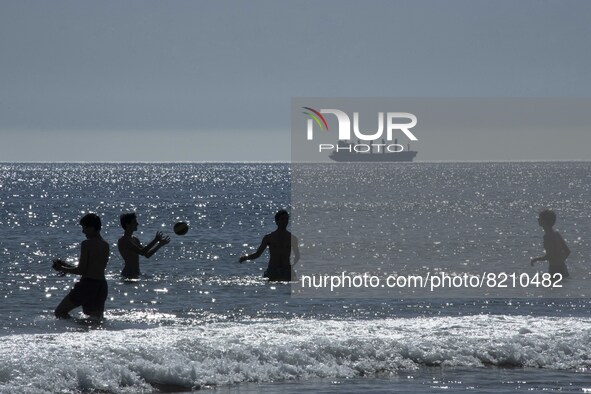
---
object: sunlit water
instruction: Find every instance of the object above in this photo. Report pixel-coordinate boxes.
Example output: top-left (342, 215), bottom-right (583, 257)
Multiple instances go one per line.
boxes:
top-left (1, 162), bottom-right (590, 393)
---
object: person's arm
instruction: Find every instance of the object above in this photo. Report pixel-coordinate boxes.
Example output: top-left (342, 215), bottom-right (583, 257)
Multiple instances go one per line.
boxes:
top-left (144, 235), bottom-right (170, 258)
top-left (52, 259), bottom-right (77, 276)
top-left (531, 234), bottom-right (550, 266)
top-left (120, 236), bottom-right (147, 256)
top-left (53, 241), bottom-right (88, 275)
top-left (531, 245), bottom-right (548, 265)
top-left (122, 232), bottom-right (166, 257)
top-left (291, 235), bottom-right (300, 266)
top-left (141, 232), bottom-right (163, 256)
top-left (239, 236), bottom-right (268, 263)
top-left (530, 254), bottom-right (547, 265)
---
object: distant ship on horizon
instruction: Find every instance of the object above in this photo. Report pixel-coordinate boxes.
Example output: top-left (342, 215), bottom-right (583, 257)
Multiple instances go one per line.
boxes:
top-left (328, 138), bottom-right (418, 162)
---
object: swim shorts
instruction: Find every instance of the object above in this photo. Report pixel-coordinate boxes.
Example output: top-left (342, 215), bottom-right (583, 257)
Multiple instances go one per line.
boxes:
top-left (67, 278), bottom-right (108, 315)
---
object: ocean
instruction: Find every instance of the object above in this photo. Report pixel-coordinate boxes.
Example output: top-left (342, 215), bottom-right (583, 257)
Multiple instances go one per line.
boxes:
top-left (1, 162), bottom-right (590, 393)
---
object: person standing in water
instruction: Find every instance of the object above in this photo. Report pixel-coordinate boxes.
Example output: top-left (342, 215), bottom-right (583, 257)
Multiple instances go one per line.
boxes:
top-left (53, 213), bottom-right (110, 319)
top-left (118, 212), bottom-right (170, 279)
top-left (239, 209), bottom-right (300, 281)
top-left (531, 209), bottom-right (570, 278)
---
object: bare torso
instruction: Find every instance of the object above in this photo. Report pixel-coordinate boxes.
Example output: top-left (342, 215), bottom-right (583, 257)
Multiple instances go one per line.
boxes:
top-left (265, 229), bottom-right (296, 270)
top-left (118, 235), bottom-right (141, 276)
top-left (543, 230), bottom-right (569, 275)
top-left (80, 237), bottom-right (109, 280)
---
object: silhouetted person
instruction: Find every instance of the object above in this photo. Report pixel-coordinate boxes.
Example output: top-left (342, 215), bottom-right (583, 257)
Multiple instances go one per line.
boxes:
top-left (531, 209), bottom-right (570, 277)
top-left (239, 209), bottom-right (300, 281)
top-left (52, 213), bottom-right (109, 319)
top-left (118, 212), bottom-right (170, 279)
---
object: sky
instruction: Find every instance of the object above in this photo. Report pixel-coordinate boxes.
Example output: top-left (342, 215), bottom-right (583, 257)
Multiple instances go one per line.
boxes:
top-left (1, 0), bottom-right (591, 161)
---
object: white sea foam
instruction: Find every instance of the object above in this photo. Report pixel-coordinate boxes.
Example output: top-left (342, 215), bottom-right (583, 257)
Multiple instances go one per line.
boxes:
top-left (1, 315), bottom-right (590, 393)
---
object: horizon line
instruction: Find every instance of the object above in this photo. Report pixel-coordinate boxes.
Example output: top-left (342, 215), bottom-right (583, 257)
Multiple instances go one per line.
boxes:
top-left (1, 160), bottom-right (590, 164)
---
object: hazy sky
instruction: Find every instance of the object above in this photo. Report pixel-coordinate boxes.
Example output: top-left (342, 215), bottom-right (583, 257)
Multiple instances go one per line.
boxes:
top-left (1, 1), bottom-right (590, 161)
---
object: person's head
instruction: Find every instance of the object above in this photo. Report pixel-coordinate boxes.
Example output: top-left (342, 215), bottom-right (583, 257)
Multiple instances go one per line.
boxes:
top-left (538, 209), bottom-right (557, 228)
top-left (79, 213), bottom-right (102, 237)
top-left (120, 212), bottom-right (138, 231)
top-left (275, 209), bottom-right (289, 228)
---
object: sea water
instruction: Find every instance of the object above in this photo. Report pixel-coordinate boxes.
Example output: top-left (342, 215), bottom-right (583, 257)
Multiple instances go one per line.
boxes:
top-left (0, 162), bottom-right (590, 393)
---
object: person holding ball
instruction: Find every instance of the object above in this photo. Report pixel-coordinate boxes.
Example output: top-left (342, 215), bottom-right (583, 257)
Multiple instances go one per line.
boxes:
top-left (118, 212), bottom-right (170, 279)
top-left (53, 213), bottom-right (110, 319)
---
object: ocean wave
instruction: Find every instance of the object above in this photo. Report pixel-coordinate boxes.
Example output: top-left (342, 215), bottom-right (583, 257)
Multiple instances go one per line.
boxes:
top-left (1, 315), bottom-right (590, 393)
